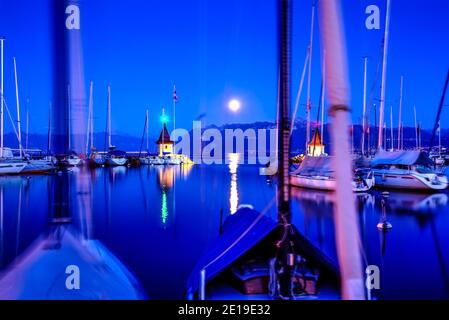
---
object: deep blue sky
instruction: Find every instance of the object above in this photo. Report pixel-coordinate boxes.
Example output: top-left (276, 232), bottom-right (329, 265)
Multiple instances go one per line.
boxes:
top-left (0, 0), bottom-right (448, 137)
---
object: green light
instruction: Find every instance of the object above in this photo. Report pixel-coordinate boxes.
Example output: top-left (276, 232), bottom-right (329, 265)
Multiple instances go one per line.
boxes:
top-left (160, 115), bottom-right (169, 124)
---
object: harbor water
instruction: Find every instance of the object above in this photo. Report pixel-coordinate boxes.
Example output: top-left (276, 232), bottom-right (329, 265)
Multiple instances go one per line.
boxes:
top-left (0, 160), bottom-right (448, 299)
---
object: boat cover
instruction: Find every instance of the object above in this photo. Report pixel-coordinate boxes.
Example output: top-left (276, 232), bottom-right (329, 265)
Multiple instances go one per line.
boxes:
top-left (291, 156), bottom-right (334, 176)
top-left (186, 208), bottom-right (277, 295)
top-left (108, 150), bottom-right (127, 157)
top-left (371, 150), bottom-right (434, 167)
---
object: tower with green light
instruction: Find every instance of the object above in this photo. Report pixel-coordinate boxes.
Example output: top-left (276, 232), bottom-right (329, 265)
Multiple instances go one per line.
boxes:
top-left (156, 108), bottom-right (174, 156)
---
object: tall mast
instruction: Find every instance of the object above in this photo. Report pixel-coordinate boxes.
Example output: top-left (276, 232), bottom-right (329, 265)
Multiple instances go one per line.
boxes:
top-left (13, 57), bottom-right (23, 158)
top-left (319, 0), bottom-right (365, 299)
top-left (25, 98), bottom-right (29, 152)
top-left (86, 81), bottom-right (93, 154)
top-left (67, 84), bottom-right (71, 151)
top-left (321, 49), bottom-right (326, 145)
top-left (306, 2), bottom-right (315, 148)
top-left (397, 76), bottom-right (403, 150)
top-left (107, 84), bottom-right (112, 149)
top-left (90, 83), bottom-right (94, 151)
top-left (362, 57), bottom-right (368, 156)
top-left (390, 105), bottom-right (394, 151)
top-left (277, 0), bottom-right (292, 298)
top-left (414, 105), bottom-right (418, 149)
top-left (439, 121), bottom-right (441, 157)
top-left (47, 102), bottom-right (52, 155)
top-left (0, 38), bottom-right (4, 158)
top-left (146, 109), bottom-right (149, 152)
top-left (173, 85), bottom-right (177, 152)
top-left (377, 0), bottom-right (392, 150)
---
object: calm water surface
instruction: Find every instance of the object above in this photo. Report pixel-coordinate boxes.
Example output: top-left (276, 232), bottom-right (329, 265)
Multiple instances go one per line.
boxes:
top-left (0, 161), bottom-right (448, 299)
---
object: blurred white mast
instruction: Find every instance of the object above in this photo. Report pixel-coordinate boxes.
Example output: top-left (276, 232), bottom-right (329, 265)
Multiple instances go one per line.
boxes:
top-left (377, 0), bottom-right (392, 150)
top-left (0, 38), bottom-right (3, 158)
top-left (306, 2), bottom-right (315, 148)
top-left (397, 76), bottom-right (404, 149)
top-left (13, 57), bottom-right (23, 158)
top-left (319, 0), bottom-right (365, 300)
top-left (362, 57), bottom-right (368, 156)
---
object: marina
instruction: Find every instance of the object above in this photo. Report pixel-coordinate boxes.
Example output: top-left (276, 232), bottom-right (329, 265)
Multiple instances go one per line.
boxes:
top-left (0, 0), bottom-right (448, 303)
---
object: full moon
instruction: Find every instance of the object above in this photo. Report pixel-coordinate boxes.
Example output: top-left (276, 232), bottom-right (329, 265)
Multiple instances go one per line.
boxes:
top-left (228, 99), bottom-right (241, 112)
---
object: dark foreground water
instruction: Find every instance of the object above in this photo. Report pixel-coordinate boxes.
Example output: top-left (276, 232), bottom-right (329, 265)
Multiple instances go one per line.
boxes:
top-left (0, 160), bottom-right (448, 300)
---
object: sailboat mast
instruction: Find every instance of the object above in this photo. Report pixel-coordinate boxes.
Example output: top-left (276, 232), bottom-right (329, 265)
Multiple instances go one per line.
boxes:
top-left (67, 84), bottom-right (71, 151)
top-left (146, 109), bottom-right (149, 152)
top-left (398, 76), bottom-right (403, 150)
top-left (0, 38), bottom-right (4, 158)
top-left (86, 81), bottom-right (93, 154)
top-left (25, 98), bottom-right (29, 152)
top-left (362, 57), bottom-right (368, 156)
top-left (319, 0), bottom-right (365, 299)
top-left (439, 121), bottom-right (441, 157)
top-left (277, 0), bottom-right (292, 298)
top-left (390, 105), bottom-right (394, 151)
top-left (13, 57), bottom-right (23, 158)
top-left (321, 50), bottom-right (326, 145)
top-left (90, 83), bottom-right (94, 151)
top-left (414, 105), bottom-right (418, 149)
top-left (305, 2), bottom-right (315, 148)
top-left (47, 102), bottom-right (52, 155)
top-left (377, 0), bottom-right (391, 150)
top-left (107, 84), bottom-right (112, 149)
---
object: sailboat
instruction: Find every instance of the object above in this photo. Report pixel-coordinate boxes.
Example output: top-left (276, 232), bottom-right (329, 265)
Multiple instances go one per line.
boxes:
top-left (290, 156), bottom-right (374, 192)
top-left (430, 122), bottom-right (445, 166)
top-left (105, 85), bottom-right (127, 167)
top-left (9, 58), bottom-right (54, 174)
top-left (0, 39), bottom-right (27, 175)
top-left (371, 150), bottom-right (448, 191)
top-left (85, 82), bottom-right (106, 167)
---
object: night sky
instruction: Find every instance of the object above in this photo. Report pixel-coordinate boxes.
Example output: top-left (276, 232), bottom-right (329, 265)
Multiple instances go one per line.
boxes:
top-left (0, 0), bottom-right (448, 137)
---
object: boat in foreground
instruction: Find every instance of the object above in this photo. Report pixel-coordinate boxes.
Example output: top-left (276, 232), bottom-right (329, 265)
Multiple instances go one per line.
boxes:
top-left (106, 150), bottom-right (128, 167)
top-left (186, 207), bottom-right (340, 300)
top-left (371, 150), bottom-right (448, 191)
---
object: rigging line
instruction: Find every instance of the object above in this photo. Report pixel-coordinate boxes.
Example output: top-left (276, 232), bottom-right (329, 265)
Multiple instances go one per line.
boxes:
top-left (202, 195), bottom-right (277, 271)
top-left (2, 96), bottom-right (21, 145)
top-left (290, 51), bottom-right (310, 137)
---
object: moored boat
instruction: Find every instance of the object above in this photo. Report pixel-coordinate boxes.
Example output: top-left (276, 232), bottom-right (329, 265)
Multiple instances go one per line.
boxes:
top-left (371, 150), bottom-right (448, 191)
top-left (106, 150), bottom-right (128, 167)
top-left (290, 156), bottom-right (375, 193)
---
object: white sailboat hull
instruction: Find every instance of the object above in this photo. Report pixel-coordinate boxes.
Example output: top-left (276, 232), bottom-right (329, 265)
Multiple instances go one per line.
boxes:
top-left (290, 174), bottom-right (374, 193)
top-left (373, 169), bottom-right (448, 191)
top-left (0, 161), bottom-right (27, 175)
top-left (106, 158), bottom-right (127, 166)
top-left (67, 158), bottom-right (83, 167)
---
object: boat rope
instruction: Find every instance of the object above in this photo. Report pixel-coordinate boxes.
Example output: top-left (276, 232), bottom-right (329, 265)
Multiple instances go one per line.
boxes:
top-left (2, 96), bottom-right (22, 150)
top-left (201, 196), bottom-right (277, 272)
